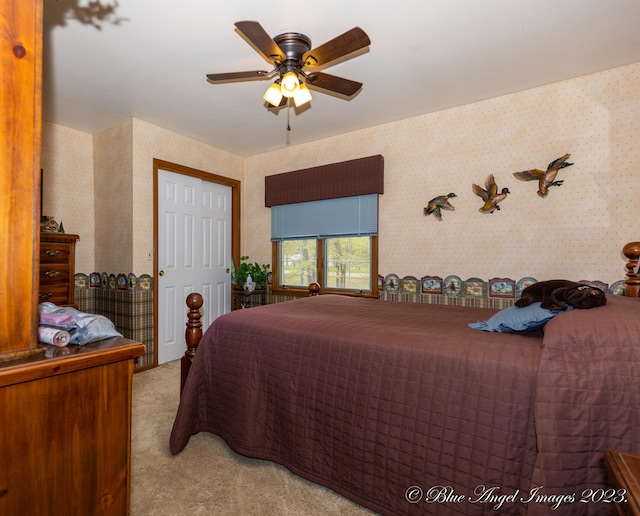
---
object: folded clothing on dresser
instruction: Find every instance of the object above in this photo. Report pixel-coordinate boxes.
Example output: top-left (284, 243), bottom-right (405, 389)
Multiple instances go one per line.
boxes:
top-left (38, 302), bottom-right (122, 345)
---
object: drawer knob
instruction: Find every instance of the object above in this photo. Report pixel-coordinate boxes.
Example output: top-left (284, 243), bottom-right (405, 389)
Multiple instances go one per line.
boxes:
top-left (46, 249), bottom-right (61, 257)
top-left (39, 292), bottom-right (53, 300)
top-left (45, 270), bottom-right (61, 278)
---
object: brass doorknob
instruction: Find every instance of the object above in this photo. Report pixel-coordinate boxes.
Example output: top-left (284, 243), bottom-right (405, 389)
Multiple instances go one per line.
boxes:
top-left (226, 268), bottom-right (230, 273)
top-left (159, 270), bottom-right (165, 276)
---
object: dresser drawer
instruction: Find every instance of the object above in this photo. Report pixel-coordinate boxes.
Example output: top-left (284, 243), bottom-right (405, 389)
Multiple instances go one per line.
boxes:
top-left (38, 284), bottom-right (70, 305)
top-left (39, 264), bottom-right (71, 285)
top-left (40, 243), bottom-right (71, 264)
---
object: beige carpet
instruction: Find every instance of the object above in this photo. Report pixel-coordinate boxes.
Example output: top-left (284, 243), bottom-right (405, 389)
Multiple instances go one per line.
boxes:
top-left (130, 360), bottom-right (374, 515)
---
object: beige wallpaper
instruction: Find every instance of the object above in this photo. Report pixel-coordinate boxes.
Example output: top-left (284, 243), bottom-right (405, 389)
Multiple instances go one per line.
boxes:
top-left (244, 62), bottom-right (640, 286)
top-left (41, 122), bottom-right (95, 273)
top-left (42, 61), bottom-right (640, 286)
top-left (42, 119), bottom-right (244, 276)
top-left (93, 120), bottom-right (134, 273)
top-left (131, 119), bottom-right (244, 275)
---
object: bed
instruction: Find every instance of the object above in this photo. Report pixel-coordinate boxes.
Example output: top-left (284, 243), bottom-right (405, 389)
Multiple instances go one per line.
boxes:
top-left (170, 242), bottom-right (640, 515)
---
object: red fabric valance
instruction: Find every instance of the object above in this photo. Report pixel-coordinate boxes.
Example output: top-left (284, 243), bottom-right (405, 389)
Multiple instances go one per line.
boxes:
top-left (264, 155), bottom-right (384, 207)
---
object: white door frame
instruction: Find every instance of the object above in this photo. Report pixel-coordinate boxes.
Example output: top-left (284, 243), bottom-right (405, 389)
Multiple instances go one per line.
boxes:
top-left (153, 159), bottom-right (240, 367)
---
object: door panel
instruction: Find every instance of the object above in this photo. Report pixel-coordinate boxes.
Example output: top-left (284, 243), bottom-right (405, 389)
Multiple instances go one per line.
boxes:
top-left (158, 169), bottom-right (231, 364)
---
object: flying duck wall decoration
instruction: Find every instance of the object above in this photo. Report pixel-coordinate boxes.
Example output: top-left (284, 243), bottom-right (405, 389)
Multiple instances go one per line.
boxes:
top-left (473, 175), bottom-right (510, 214)
top-left (513, 153), bottom-right (573, 198)
top-left (423, 193), bottom-right (457, 221)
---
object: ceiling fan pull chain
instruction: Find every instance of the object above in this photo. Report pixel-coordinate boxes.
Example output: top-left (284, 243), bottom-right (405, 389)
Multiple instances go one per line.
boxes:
top-left (287, 98), bottom-right (291, 131)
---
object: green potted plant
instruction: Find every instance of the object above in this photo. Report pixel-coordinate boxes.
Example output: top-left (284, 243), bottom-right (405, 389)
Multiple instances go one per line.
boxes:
top-left (234, 256), bottom-right (270, 290)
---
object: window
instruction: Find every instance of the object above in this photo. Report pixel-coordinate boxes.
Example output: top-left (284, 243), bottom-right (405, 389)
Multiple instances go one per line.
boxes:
top-left (274, 236), bottom-right (377, 295)
top-left (271, 195), bottom-right (378, 296)
top-left (325, 236), bottom-right (371, 290)
top-left (280, 238), bottom-right (317, 287)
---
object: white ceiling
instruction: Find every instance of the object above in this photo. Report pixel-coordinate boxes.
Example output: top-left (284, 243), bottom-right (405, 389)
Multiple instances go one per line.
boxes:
top-left (42, 0), bottom-right (640, 158)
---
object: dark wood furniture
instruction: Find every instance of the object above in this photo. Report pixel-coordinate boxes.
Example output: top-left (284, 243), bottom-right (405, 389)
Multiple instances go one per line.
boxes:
top-left (605, 450), bottom-right (640, 515)
top-left (231, 287), bottom-right (266, 310)
top-left (0, 0), bottom-right (42, 360)
top-left (1, 6), bottom-right (144, 514)
top-left (624, 242), bottom-right (640, 298)
top-left (0, 336), bottom-right (144, 515)
top-left (39, 232), bottom-right (79, 307)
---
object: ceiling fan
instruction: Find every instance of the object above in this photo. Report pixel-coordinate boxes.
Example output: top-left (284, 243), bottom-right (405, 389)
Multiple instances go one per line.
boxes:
top-left (206, 21), bottom-right (371, 108)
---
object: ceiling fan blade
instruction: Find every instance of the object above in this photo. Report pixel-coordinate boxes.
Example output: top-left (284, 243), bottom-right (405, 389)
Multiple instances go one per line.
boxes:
top-left (305, 72), bottom-right (363, 97)
top-left (235, 20), bottom-right (284, 63)
top-left (206, 70), bottom-right (269, 83)
top-left (303, 27), bottom-right (370, 68)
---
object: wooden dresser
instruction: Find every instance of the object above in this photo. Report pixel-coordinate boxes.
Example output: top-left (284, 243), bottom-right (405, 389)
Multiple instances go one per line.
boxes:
top-left (1, 2), bottom-right (142, 513)
top-left (0, 337), bottom-right (144, 515)
top-left (39, 232), bottom-right (79, 307)
top-left (605, 450), bottom-right (640, 515)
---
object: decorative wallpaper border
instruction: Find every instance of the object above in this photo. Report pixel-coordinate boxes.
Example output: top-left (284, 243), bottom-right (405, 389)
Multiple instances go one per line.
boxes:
top-left (380, 274), bottom-right (624, 296)
top-left (267, 273), bottom-right (627, 309)
top-left (379, 273), bottom-right (626, 307)
top-left (75, 272), bottom-right (154, 292)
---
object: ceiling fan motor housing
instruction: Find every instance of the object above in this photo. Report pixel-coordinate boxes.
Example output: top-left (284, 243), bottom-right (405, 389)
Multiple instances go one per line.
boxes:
top-left (273, 32), bottom-right (312, 63)
top-left (273, 33), bottom-right (312, 88)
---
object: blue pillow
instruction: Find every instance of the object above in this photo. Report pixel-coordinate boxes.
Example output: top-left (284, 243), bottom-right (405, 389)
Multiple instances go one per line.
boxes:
top-left (468, 302), bottom-right (570, 333)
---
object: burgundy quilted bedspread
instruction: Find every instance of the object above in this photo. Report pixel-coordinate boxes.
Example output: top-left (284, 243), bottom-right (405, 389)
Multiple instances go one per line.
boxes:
top-left (170, 294), bottom-right (640, 515)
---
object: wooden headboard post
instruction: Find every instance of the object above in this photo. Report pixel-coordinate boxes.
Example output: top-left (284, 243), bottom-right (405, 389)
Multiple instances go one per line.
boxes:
top-left (181, 292), bottom-right (203, 394)
top-left (623, 242), bottom-right (640, 298)
top-left (308, 282), bottom-right (321, 296)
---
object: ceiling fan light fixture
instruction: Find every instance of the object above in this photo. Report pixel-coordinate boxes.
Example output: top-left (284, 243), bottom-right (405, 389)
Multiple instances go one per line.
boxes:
top-left (207, 22), bottom-right (371, 110)
top-left (293, 82), bottom-right (312, 107)
top-left (263, 82), bottom-right (283, 106)
top-left (280, 71), bottom-right (300, 98)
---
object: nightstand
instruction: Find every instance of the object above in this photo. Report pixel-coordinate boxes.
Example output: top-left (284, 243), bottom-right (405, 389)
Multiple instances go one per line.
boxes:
top-left (231, 288), bottom-right (266, 310)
